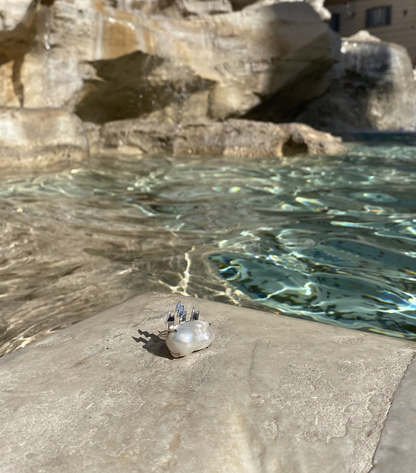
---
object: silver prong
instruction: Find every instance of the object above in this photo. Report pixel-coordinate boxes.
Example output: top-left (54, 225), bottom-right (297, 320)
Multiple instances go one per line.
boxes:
top-left (167, 311), bottom-right (175, 328)
top-left (190, 308), bottom-right (199, 321)
top-left (176, 301), bottom-right (187, 323)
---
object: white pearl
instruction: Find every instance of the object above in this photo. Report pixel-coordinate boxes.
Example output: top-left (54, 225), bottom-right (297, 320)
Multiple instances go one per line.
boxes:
top-left (165, 320), bottom-right (215, 358)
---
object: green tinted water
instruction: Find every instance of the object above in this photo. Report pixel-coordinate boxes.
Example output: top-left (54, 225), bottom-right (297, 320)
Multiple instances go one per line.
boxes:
top-left (1, 137), bottom-right (416, 355)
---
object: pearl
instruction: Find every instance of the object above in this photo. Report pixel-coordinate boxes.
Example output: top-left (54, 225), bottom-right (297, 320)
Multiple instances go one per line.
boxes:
top-left (165, 320), bottom-right (215, 358)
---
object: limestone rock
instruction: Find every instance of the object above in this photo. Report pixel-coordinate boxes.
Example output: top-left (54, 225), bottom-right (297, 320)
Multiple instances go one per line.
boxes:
top-left (88, 118), bottom-right (346, 157)
top-left (0, 0), bottom-right (338, 124)
top-left (0, 108), bottom-right (89, 169)
top-left (345, 29), bottom-right (381, 43)
top-left (74, 51), bottom-right (214, 124)
top-left (171, 0), bottom-right (233, 17)
top-left (0, 0), bottom-right (34, 32)
top-left (87, 119), bottom-right (177, 155)
top-left (297, 38), bottom-right (416, 132)
top-left (85, 0), bottom-right (232, 16)
top-left (279, 122), bottom-right (346, 155)
top-left (0, 0), bottom-right (38, 70)
top-left (110, 0), bottom-right (330, 17)
top-left (0, 293), bottom-right (415, 472)
top-left (173, 120), bottom-right (346, 156)
top-left (78, 0), bottom-right (329, 17)
top-left (243, 0), bottom-right (330, 20)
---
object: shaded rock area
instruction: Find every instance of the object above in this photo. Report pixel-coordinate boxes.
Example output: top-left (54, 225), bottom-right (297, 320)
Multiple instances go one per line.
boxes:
top-left (86, 119), bottom-right (177, 156)
top-left (75, 51), bottom-right (214, 124)
top-left (110, 0), bottom-right (331, 18)
top-left (0, 0), bottom-right (338, 124)
top-left (297, 34), bottom-right (416, 133)
top-left (0, 107), bottom-right (88, 169)
top-left (241, 0), bottom-right (330, 19)
top-left (167, 0), bottom-right (233, 17)
top-left (174, 120), bottom-right (346, 156)
top-left (87, 118), bottom-right (347, 157)
top-left (0, 293), bottom-right (415, 473)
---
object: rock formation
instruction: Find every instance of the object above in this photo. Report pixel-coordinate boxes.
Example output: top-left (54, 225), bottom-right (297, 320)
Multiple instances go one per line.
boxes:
top-left (297, 32), bottom-right (416, 133)
top-left (0, 0), bottom-right (338, 124)
top-left (241, 0), bottom-right (330, 19)
top-left (0, 108), bottom-right (345, 170)
top-left (0, 108), bottom-right (89, 169)
top-left (87, 118), bottom-right (346, 157)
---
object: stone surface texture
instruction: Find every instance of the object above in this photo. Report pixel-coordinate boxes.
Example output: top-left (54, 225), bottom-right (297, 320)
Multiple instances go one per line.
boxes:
top-left (345, 30), bottom-right (381, 43)
top-left (371, 352), bottom-right (416, 473)
top-left (0, 0), bottom-right (338, 124)
top-left (297, 34), bottom-right (416, 133)
top-left (0, 292), bottom-right (415, 473)
top-left (87, 118), bottom-right (347, 157)
top-left (0, 111), bottom-right (346, 169)
top-left (0, 107), bottom-right (89, 169)
top-left (0, 0), bottom-right (33, 32)
top-left (86, 119), bottom-right (177, 155)
top-left (243, 0), bottom-right (330, 19)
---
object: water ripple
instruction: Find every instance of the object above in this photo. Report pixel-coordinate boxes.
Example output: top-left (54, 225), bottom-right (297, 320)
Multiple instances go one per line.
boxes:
top-left (2, 141), bottom-right (416, 354)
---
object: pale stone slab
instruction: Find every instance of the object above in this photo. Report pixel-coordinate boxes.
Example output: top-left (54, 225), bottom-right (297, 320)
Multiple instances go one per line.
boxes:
top-left (371, 356), bottom-right (416, 473)
top-left (0, 293), bottom-right (414, 473)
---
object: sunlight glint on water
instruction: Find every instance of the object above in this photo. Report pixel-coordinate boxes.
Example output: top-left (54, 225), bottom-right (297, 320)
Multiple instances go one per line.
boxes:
top-left (1, 138), bottom-right (416, 355)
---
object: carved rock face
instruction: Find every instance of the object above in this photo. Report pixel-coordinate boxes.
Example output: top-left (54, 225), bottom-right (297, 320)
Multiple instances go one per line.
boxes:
top-left (0, 0), bottom-right (337, 123)
top-left (165, 320), bottom-right (215, 358)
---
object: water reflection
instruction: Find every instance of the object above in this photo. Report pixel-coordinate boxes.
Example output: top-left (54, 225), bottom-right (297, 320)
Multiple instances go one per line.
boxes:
top-left (1, 141), bottom-right (416, 355)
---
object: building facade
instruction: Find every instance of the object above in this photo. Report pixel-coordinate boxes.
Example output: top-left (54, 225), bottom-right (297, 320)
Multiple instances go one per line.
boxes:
top-left (325, 0), bottom-right (416, 63)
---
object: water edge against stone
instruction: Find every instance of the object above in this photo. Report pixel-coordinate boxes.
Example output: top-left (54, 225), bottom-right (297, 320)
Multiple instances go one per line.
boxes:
top-left (1, 137), bottom-right (416, 354)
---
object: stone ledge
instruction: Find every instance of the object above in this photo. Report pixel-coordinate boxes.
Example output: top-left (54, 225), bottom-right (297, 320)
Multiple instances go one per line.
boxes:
top-left (0, 108), bottom-right (89, 170)
top-left (0, 293), bottom-right (414, 472)
top-left (88, 119), bottom-right (347, 157)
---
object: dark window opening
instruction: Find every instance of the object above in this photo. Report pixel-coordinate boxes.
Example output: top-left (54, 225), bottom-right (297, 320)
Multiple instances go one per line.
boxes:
top-left (366, 6), bottom-right (392, 27)
top-left (327, 13), bottom-right (340, 32)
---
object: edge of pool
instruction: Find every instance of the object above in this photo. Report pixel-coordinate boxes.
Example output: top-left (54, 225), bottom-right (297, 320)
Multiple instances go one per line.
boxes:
top-left (1, 292), bottom-right (415, 473)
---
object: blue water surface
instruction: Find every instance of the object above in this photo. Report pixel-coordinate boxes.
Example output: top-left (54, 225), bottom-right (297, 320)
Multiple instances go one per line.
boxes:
top-left (1, 134), bottom-right (416, 355)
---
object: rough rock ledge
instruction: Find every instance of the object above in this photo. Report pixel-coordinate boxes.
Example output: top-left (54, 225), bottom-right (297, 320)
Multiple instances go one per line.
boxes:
top-left (0, 293), bottom-right (415, 473)
top-left (88, 118), bottom-right (347, 157)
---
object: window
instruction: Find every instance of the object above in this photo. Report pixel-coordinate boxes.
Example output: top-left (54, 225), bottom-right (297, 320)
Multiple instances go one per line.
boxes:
top-left (366, 6), bottom-right (392, 27)
top-left (327, 13), bottom-right (340, 32)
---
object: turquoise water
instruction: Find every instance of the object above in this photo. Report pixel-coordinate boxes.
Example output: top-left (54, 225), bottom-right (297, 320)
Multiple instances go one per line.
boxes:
top-left (1, 136), bottom-right (416, 354)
